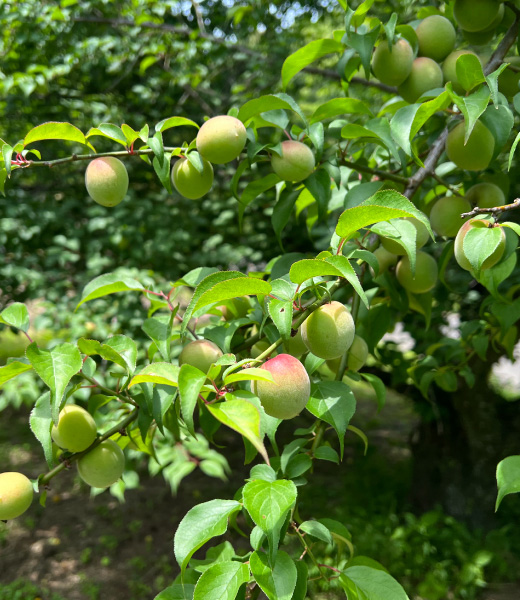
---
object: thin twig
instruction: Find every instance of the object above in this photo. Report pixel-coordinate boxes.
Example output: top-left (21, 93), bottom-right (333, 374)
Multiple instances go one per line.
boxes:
top-left (342, 159), bottom-right (409, 185)
top-left (461, 198), bottom-right (520, 218)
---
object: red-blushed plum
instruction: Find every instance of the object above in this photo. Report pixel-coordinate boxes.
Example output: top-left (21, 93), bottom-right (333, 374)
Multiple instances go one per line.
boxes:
top-left (271, 141), bottom-right (315, 182)
top-left (171, 157), bottom-right (214, 199)
top-left (179, 339), bottom-right (223, 373)
top-left (284, 327), bottom-right (308, 358)
top-left (396, 251), bottom-right (438, 294)
top-left (51, 404), bottom-right (97, 453)
top-left (196, 115), bottom-right (247, 165)
top-left (85, 157), bottom-right (129, 207)
top-left (429, 196), bottom-right (472, 237)
top-left (445, 121), bottom-right (495, 171)
top-left (0, 472), bottom-right (33, 520)
top-left (381, 217), bottom-right (430, 255)
top-left (442, 50), bottom-right (480, 94)
top-left (453, 0), bottom-right (502, 32)
top-left (252, 354), bottom-right (310, 419)
top-left (371, 38), bottom-right (414, 86)
top-left (454, 218), bottom-right (506, 271)
top-left (301, 301), bottom-right (355, 360)
top-left (466, 182), bottom-right (506, 209)
top-left (77, 439), bottom-right (125, 488)
top-left (416, 15), bottom-right (456, 62)
top-left (398, 57), bottom-right (443, 103)
top-left (326, 334), bottom-right (369, 374)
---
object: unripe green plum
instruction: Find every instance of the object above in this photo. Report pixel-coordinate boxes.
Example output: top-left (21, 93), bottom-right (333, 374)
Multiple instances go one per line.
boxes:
top-left (398, 57), bottom-right (443, 103)
top-left (372, 38), bottom-right (414, 86)
top-left (396, 251), bottom-right (438, 294)
top-left (271, 141), bottom-right (315, 182)
top-left (454, 218), bottom-right (506, 271)
top-left (416, 15), bottom-right (456, 62)
top-left (179, 339), bottom-right (223, 373)
top-left (373, 245), bottom-right (398, 275)
top-left (442, 50), bottom-right (480, 94)
top-left (462, 28), bottom-right (496, 45)
top-left (284, 328), bottom-right (308, 358)
top-left (445, 121), bottom-right (495, 171)
top-left (251, 339), bottom-right (270, 359)
top-left (51, 404), bottom-right (97, 453)
top-left (171, 156), bottom-right (214, 199)
top-left (252, 354), bottom-right (310, 419)
top-left (77, 439), bottom-right (125, 488)
top-left (466, 182), bottom-right (505, 208)
top-left (218, 297), bottom-right (251, 320)
top-left (326, 334), bottom-right (369, 373)
top-left (453, 0), bottom-right (502, 32)
top-left (429, 196), bottom-right (472, 237)
top-left (381, 217), bottom-right (430, 255)
top-left (0, 472), bottom-right (33, 520)
top-left (498, 56), bottom-right (520, 98)
top-left (85, 157), bottom-right (129, 207)
top-left (301, 301), bottom-right (355, 360)
top-left (196, 115), bottom-right (247, 164)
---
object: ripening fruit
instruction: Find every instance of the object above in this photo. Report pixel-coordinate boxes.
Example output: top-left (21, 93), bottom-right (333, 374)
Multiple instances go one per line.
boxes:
top-left (398, 57), bottom-right (443, 103)
top-left (327, 334), bottom-right (369, 374)
top-left (85, 157), bottom-right (129, 207)
top-left (373, 245), bottom-right (398, 275)
top-left (218, 297), bottom-right (251, 320)
top-left (51, 404), bottom-right (97, 453)
top-left (396, 251), bottom-right (438, 294)
top-left (466, 182), bottom-right (506, 208)
top-left (454, 218), bottom-right (506, 271)
top-left (429, 196), bottom-right (472, 237)
top-left (196, 115), bottom-right (247, 164)
top-left (453, 0), bottom-right (502, 32)
top-left (77, 440), bottom-right (125, 488)
top-left (179, 339), bottom-right (223, 373)
top-left (271, 140), bottom-right (315, 182)
top-left (498, 56), bottom-right (520, 98)
top-left (442, 50), bottom-right (480, 94)
top-left (0, 472), bottom-right (33, 520)
top-left (301, 301), bottom-right (355, 360)
top-left (381, 217), bottom-right (430, 255)
top-left (445, 121), bottom-right (495, 171)
top-left (372, 38), bottom-right (414, 86)
top-left (416, 15), bottom-right (456, 62)
top-left (252, 354), bottom-right (310, 419)
top-left (171, 157), bottom-right (214, 199)
top-left (284, 328), bottom-right (308, 358)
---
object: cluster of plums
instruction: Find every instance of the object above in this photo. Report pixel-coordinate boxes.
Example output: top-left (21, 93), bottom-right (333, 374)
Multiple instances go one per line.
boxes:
top-left (84, 115), bottom-right (316, 205)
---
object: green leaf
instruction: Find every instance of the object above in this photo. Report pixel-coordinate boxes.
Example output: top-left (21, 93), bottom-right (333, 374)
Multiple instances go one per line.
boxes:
top-left (282, 39), bottom-right (344, 89)
top-left (268, 299), bottom-right (293, 340)
top-left (78, 336), bottom-right (136, 374)
top-left (142, 315), bottom-right (173, 361)
top-left (121, 124), bottom-right (140, 146)
top-left (360, 373), bottom-right (386, 411)
top-left (86, 123), bottom-right (127, 145)
top-left (104, 335), bottom-right (137, 373)
top-left (310, 98), bottom-right (372, 123)
top-left (240, 173), bottom-right (281, 213)
top-left (2, 144), bottom-right (13, 175)
top-left (179, 364), bottom-right (207, 436)
top-left (370, 220), bottom-right (417, 273)
top-left (238, 94), bottom-right (307, 126)
top-left (346, 25), bottom-right (380, 78)
top-left (207, 400), bottom-right (269, 464)
top-left (154, 584), bottom-right (195, 600)
top-left (155, 117), bottom-right (199, 133)
top-left (24, 122), bottom-right (88, 147)
top-left (250, 550), bottom-right (297, 600)
top-left (446, 85), bottom-right (491, 144)
top-left (300, 520), bottom-right (333, 544)
top-left (463, 226), bottom-right (504, 273)
top-left (486, 63), bottom-right (509, 106)
top-left (293, 560), bottom-right (308, 600)
top-left (26, 342), bottom-right (82, 422)
top-left (129, 363), bottom-right (180, 388)
top-left (456, 54), bottom-right (485, 92)
top-left (272, 188), bottom-right (299, 250)
top-left (193, 561), bottom-right (249, 600)
top-left (174, 499), bottom-right (241, 572)
top-left (508, 132), bottom-right (520, 171)
top-left (242, 479), bottom-right (297, 564)
top-left (313, 445), bottom-right (339, 463)
top-left (341, 566), bottom-right (410, 600)
top-left (347, 424), bottom-right (368, 455)
top-left (0, 302), bottom-right (30, 332)
top-left (224, 369), bottom-right (275, 385)
top-left (481, 104), bottom-right (514, 160)
top-left (307, 380), bottom-right (356, 459)
top-left (76, 272), bottom-right (145, 309)
top-left (154, 151), bottom-right (173, 193)
top-left (496, 456), bottom-right (520, 510)
top-left (0, 361), bottom-right (33, 387)
top-left (30, 392), bottom-right (54, 468)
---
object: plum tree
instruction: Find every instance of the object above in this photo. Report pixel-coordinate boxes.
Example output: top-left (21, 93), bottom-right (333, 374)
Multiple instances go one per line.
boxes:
top-left (327, 334), bottom-right (369, 373)
top-left (179, 339), bottom-right (223, 373)
top-left (0, 472), bottom-right (33, 520)
top-left (371, 38), bottom-right (414, 86)
top-left (284, 327), bottom-right (308, 358)
top-left (85, 157), bottom-right (129, 207)
top-left (453, 0), bottom-right (502, 32)
top-left (77, 439), bottom-right (125, 488)
top-left (465, 182), bottom-right (506, 208)
top-left (51, 404), bottom-right (97, 453)
top-left (454, 218), bottom-right (506, 271)
top-left (498, 56), bottom-right (520, 98)
top-left (271, 140), bottom-right (315, 182)
top-left (416, 15), bottom-right (456, 62)
top-left (171, 156), bottom-right (214, 199)
top-left (196, 115), bottom-right (247, 165)
top-left (373, 245), bottom-right (398, 275)
top-left (396, 251), bottom-right (439, 294)
top-left (252, 354), bottom-right (310, 419)
top-left (398, 57), bottom-right (443, 103)
top-left (429, 196), bottom-right (472, 237)
top-left (445, 121), bottom-right (495, 171)
top-left (301, 301), bottom-right (355, 360)
top-left (442, 50), bottom-right (480, 94)
top-left (381, 217), bottom-right (430, 255)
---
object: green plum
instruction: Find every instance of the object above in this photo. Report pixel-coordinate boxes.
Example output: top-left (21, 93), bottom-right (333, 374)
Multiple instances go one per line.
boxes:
top-left (445, 121), bottom-right (495, 171)
top-left (454, 218), bottom-right (506, 271)
top-left (453, 0), bottom-right (502, 32)
top-left (77, 439), bottom-right (125, 488)
top-left (416, 15), bottom-right (456, 62)
top-left (466, 182), bottom-right (505, 209)
top-left (301, 301), bottom-right (355, 360)
top-left (372, 38), bottom-right (414, 86)
top-left (398, 57), bottom-right (443, 103)
top-left (179, 339), bottom-right (223, 373)
top-left (271, 140), bottom-right (315, 182)
top-left (196, 115), bottom-right (247, 164)
top-left (381, 217), bottom-right (430, 255)
top-left (51, 404), bottom-right (97, 453)
top-left (396, 251), bottom-right (438, 294)
top-left (171, 156), bottom-right (214, 199)
top-left (0, 472), bottom-right (33, 520)
top-left (429, 196), bottom-right (472, 237)
top-left (85, 157), bottom-right (129, 207)
top-left (442, 50), bottom-right (480, 94)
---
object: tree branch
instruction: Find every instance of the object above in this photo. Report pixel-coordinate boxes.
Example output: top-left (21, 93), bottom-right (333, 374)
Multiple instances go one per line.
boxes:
top-left (461, 198), bottom-right (520, 218)
top-left (342, 159), bottom-right (409, 185)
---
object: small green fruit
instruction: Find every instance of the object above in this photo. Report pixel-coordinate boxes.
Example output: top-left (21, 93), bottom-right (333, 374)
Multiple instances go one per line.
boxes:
top-left (498, 56), bottom-right (520, 98)
top-left (0, 472), bottom-right (33, 520)
top-left (442, 50), bottom-right (480, 94)
top-left (253, 354), bottom-right (310, 419)
top-left (445, 121), bottom-right (495, 172)
top-left (465, 182), bottom-right (505, 209)
top-left (416, 15), bottom-right (456, 62)
top-left (284, 328), bottom-right (308, 358)
top-left (271, 140), bottom-right (315, 182)
top-left (179, 340), bottom-right (223, 373)
top-left (398, 57), bottom-right (443, 103)
top-left (51, 404), bottom-right (97, 453)
top-left (77, 440), bottom-right (125, 488)
top-left (372, 38), bottom-right (414, 86)
top-left (373, 245), bottom-right (398, 275)
top-left (171, 156), bottom-right (214, 199)
top-left (196, 115), bottom-right (247, 164)
top-left (429, 196), bottom-right (472, 237)
top-left (301, 301), bottom-right (355, 360)
top-left (454, 218), bottom-right (506, 271)
top-left (327, 334), bottom-right (369, 373)
top-left (85, 157), bottom-right (129, 207)
top-left (396, 251), bottom-right (438, 294)
top-left (381, 218), bottom-right (430, 255)
top-left (453, 0), bottom-right (502, 32)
